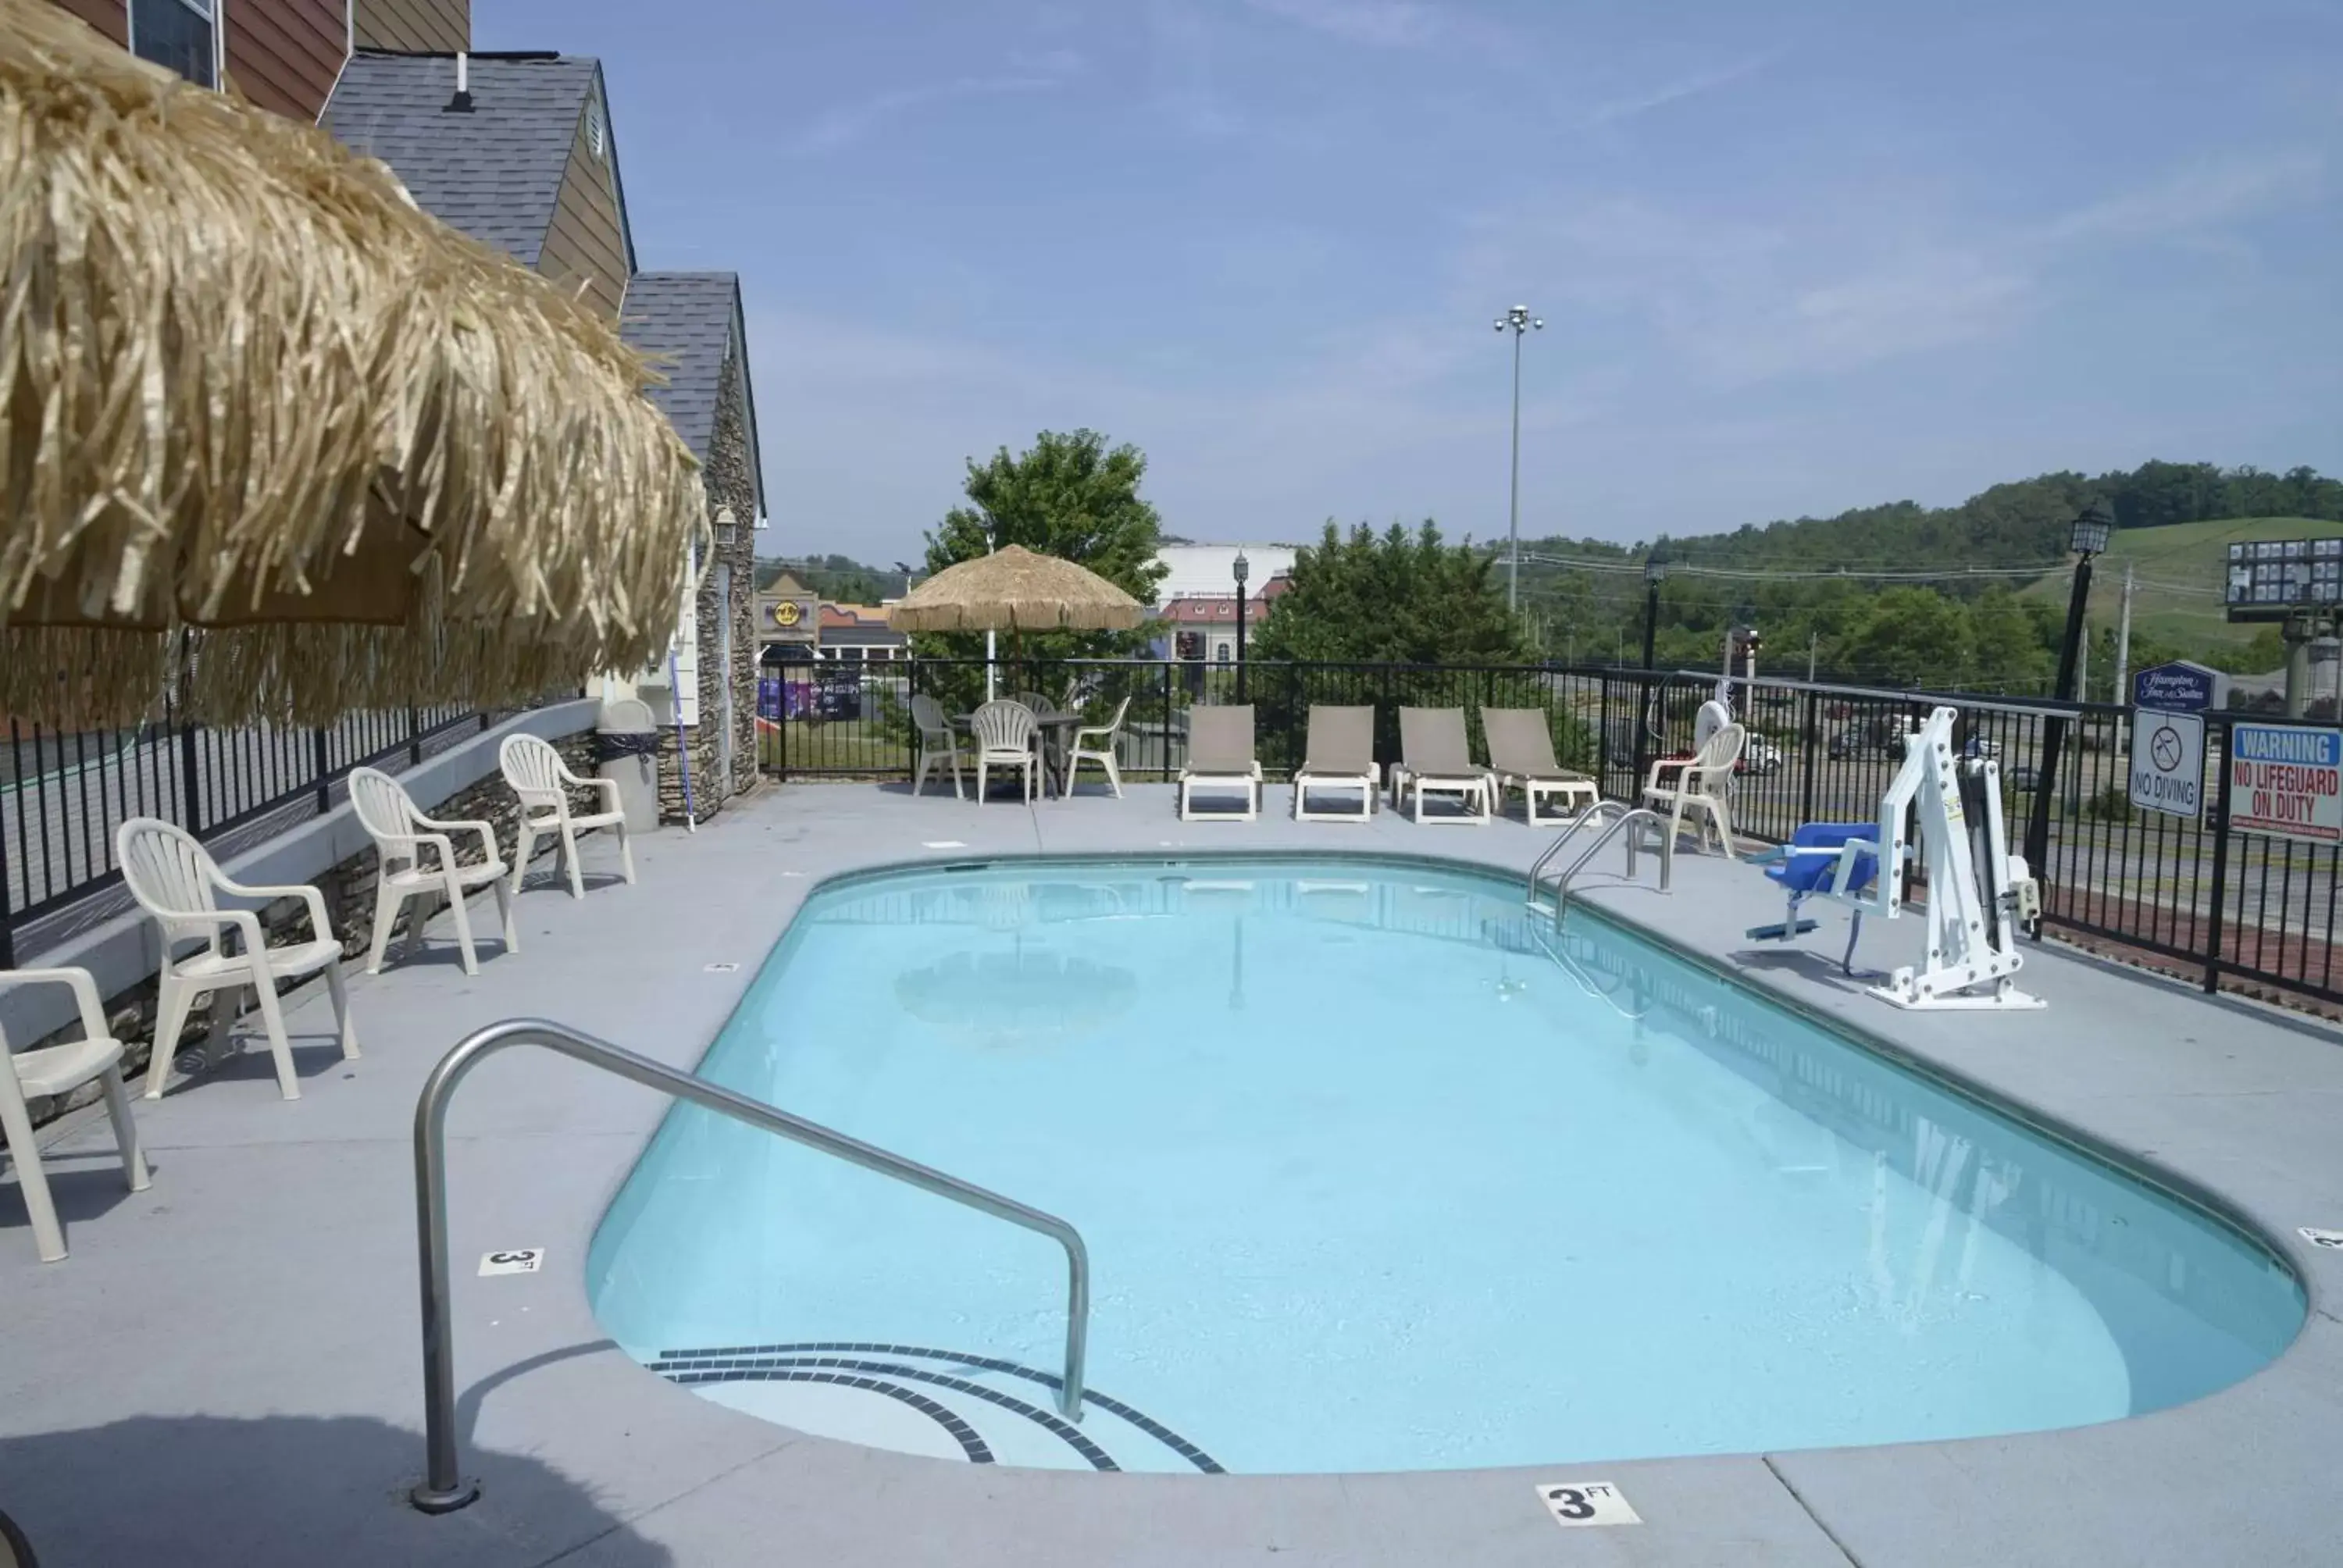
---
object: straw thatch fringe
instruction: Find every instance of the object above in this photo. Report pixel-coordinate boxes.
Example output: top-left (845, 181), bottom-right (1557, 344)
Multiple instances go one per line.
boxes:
top-left (886, 545), bottom-right (1145, 633)
top-left (0, 0), bottom-right (705, 725)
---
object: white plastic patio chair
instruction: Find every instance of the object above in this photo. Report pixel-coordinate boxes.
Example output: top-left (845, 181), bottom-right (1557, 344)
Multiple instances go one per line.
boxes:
top-left (910, 693), bottom-right (967, 799)
top-left (0, 967), bottom-right (150, 1262)
top-left (348, 767), bottom-right (516, 976)
top-left (500, 733), bottom-right (636, 900)
top-left (970, 700), bottom-right (1040, 804)
top-left (116, 817), bottom-right (358, 1103)
top-left (1642, 721), bottom-right (1746, 856)
top-left (1065, 696), bottom-right (1131, 798)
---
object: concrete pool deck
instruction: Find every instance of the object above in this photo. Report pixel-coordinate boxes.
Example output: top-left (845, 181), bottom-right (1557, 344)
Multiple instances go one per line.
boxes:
top-left (3, 780), bottom-right (2341, 1566)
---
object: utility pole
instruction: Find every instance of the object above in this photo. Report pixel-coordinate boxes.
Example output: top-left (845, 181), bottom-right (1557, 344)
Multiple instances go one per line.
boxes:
top-left (2113, 563), bottom-right (2134, 707)
top-left (2077, 618), bottom-right (2091, 704)
top-left (1807, 630), bottom-right (1818, 682)
top-left (1493, 305), bottom-right (1543, 616)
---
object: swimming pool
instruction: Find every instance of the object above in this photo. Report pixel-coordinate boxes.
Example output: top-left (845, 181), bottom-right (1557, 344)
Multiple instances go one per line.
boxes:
top-left (587, 857), bottom-right (2303, 1474)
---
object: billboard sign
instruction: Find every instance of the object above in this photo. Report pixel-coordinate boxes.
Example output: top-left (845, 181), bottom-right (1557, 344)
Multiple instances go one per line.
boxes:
top-left (2226, 538), bottom-right (2343, 622)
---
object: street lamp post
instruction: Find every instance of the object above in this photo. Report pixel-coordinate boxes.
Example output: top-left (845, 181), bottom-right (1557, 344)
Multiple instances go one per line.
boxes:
top-left (1232, 550), bottom-right (1250, 704)
top-left (2022, 501), bottom-right (2114, 913)
top-left (1493, 305), bottom-right (1544, 616)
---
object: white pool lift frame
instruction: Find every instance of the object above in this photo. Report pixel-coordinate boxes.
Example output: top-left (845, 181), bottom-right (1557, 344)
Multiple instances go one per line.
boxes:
top-left (1831, 705), bottom-right (2045, 1012)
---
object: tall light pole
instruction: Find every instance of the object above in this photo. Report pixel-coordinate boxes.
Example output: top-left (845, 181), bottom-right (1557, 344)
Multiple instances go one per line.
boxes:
top-left (1494, 305), bottom-right (1543, 615)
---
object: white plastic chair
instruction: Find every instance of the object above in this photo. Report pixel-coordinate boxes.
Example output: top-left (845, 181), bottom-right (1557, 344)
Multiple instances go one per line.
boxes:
top-left (1065, 696), bottom-right (1130, 798)
top-left (909, 693), bottom-right (967, 799)
top-left (116, 818), bottom-right (358, 1103)
top-left (499, 733), bottom-right (636, 900)
top-left (1642, 721), bottom-right (1746, 856)
top-left (970, 700), bottom-right (1039, 804)
top-left (0, 967), bottom-right (150, 1262)
top-left (348, 767), bottom-right (516, 976)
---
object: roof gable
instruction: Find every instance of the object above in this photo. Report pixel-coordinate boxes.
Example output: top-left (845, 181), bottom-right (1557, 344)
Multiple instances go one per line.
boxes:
top-left (622, 272), bottom-right (766, 518)
top-left (324, 52), bottom-right (601, 269)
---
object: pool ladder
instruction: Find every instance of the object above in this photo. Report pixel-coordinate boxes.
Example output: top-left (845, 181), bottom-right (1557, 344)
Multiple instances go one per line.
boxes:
top-left (1525, 801), bottom-right (1669, 929)
top-left (405, 1018), bottom-right (1091, 1516)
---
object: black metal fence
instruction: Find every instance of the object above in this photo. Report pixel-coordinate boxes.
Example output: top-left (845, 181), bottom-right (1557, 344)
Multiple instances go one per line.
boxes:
top-left (761, 656), bottom-right (2343, 1014)
top-left (2, 701), bottom-right (483, 966)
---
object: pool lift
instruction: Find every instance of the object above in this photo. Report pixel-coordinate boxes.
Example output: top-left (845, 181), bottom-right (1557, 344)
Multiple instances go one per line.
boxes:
top-left (1748, 705), bottom-right (2045, 1012)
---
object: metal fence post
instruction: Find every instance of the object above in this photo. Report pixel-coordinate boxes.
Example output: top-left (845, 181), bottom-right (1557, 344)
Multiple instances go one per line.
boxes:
top-left (408, 706), bottom-right (424, 767)
top-left (1798, 689), bottom-right (1819, 827)
top-left (177, 717), bottom-right (203, 832)
top-left (2202, 718), bottom-right (2234, 994)
top-left (312, 727), bottom-right (332, 811)
top-left (0, 802), bottom-right (15, 971)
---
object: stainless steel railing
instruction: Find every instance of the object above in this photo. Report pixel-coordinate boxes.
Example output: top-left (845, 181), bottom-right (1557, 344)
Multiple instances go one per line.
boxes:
top-left (408, 1017), bottom-right (1091, 1515)
top-left (1526, 804), bottom-right (1667, 930)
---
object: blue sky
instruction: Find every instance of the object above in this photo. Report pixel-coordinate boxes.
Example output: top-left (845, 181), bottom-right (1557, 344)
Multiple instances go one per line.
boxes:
top-left (480, 0), bottom-right (2343, 563)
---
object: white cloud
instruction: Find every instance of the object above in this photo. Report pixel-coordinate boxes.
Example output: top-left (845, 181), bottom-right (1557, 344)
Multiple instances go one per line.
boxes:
top-left (2042, 150), bottom-right (2324, 245)
top-left (790, 59), bottom-right (1082, 154)
top-left (1587, 50), bottom-right (1780, 124)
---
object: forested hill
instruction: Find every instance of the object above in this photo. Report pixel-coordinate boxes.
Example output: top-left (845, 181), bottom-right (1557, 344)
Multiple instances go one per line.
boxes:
top-left (1526, 461), bottom-right (2343, 571)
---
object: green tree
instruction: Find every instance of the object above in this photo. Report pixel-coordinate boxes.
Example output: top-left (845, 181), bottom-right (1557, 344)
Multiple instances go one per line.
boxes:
top-left (1833, 588), bottom-right (1976, 686)
top-left (918, 429), bottom-right (1168, 711)
top-left (1968, 587), bottom-right (2053, 693)
top-left (1252, 521), bottom-right (1532, 665)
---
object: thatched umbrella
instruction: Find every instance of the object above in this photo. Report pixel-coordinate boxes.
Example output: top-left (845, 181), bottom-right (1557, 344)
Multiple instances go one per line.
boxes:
top-left (0, 0), bottom-right (707, 726)
top-left (886, 545), bottom-right (1143, 634)
top-left (887, 545), bottom-right (1143, 698)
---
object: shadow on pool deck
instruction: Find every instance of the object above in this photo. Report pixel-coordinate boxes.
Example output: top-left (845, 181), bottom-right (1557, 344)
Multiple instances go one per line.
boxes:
top-left (0, 1413), bottom-right (672, 1568)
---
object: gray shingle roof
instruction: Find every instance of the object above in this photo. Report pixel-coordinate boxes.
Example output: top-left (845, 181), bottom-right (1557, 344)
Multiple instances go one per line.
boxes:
top-left (324, 52), bottom-right (601, 268)
top-left (622, 272), bottom-right (766, 516)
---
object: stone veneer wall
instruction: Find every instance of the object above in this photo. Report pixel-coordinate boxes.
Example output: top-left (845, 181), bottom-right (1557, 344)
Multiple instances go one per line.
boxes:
top-left (658, 346), bottom-right (761, 822)
top-left (13, 732), bottom-right (597, 1131)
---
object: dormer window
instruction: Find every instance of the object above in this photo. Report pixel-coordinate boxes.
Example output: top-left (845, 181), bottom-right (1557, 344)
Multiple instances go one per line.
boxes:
top-left (130, 0), bottom-right (219, 90)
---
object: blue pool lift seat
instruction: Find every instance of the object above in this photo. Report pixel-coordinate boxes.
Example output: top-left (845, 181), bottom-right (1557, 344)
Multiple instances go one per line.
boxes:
top-left (1747, 822), bottom-right (1881, 975)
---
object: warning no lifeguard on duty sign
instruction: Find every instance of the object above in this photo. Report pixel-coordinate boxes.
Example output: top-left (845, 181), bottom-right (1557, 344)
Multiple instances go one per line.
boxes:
top-left (2231, 724), bottom-right (2343, 844)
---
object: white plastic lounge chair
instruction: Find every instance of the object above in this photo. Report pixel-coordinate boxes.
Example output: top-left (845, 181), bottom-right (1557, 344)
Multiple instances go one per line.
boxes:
top-left (910, 693), bottom-right (967, 799)
top-left (500, 733), bottom-right (636, 900)
top-left (1293, 705), bottom-right (1378, 822)
top-left (1179, 706), bottom-right (1261, 821)
top-left (0, 966), bottom-right (150, 1262)
top-left (1390, 707), bottom-right (1492, 825)
top-left (117, 817), bottom-right (358, 1102)
top-left (1065, 696), bottom-right (1131, 798)
top-left (1011, 690), bottom-right (1058, 717)
top-left (1483, 707), bottom-right (1599, 825)
top-left (1643, 721), bottom-right (1746, 856)
top-left (970, 700), bottom-right (1040, 804)
top-left (348, 767), bottom-right (516, 977)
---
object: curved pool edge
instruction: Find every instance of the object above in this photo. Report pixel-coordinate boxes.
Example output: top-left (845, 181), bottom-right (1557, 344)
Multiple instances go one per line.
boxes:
top-left (587, 840), bottom-right (2317, 1466)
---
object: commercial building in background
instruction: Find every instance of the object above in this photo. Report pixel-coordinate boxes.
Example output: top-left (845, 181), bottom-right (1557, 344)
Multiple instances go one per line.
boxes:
top-left (1149, 543), bottom-right (1296, 664)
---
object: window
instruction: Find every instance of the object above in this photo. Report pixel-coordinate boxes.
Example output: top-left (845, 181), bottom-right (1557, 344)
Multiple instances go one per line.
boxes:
top-left (130, 0), bottom-right (219, 89)
top-left (584, 98), bottom-right (606, 160)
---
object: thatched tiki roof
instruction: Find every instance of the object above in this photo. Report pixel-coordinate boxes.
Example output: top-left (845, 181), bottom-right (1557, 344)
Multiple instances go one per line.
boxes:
top-left (887, 546), bottom-right (1143, 633)
top-left (0, 0), bottom-right (707, 725)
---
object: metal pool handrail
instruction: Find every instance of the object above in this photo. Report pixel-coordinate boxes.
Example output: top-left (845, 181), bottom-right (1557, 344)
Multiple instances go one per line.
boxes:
top-left (1525, 798), bottom-right (1635, 901)
top-left (1528, 806), bottom-right (1667, 930)
top-left (408, 1017), bottom-right (1092, 1515)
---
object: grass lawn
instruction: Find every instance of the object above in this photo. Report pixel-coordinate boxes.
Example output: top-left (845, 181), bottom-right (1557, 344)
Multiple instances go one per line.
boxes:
top-left (758, 717), bottom-right (911, 775)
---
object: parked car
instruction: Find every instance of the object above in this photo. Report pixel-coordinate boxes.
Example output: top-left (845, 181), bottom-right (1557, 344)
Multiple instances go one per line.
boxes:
top-left (1963, 736), bottom-right (2002, 761)
top-left (1738, 735), bottom-right (1785, 775)
top-left (2007, 764), bottom-right (2041, 791)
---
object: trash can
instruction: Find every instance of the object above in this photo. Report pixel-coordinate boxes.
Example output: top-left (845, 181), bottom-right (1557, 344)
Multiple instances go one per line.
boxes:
top-left (594, 698), bottom-right (662, 833)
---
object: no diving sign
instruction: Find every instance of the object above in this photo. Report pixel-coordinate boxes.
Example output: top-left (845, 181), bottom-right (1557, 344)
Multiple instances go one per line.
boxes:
top-left (2129, 711), bottom-right (2204, 821)
top-left (2231, 724), bottom-right (2343, 844)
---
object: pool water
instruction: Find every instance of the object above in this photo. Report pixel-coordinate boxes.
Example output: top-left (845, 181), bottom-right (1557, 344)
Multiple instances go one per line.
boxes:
top-left (587, 858), bottom-right (2303, 1474)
